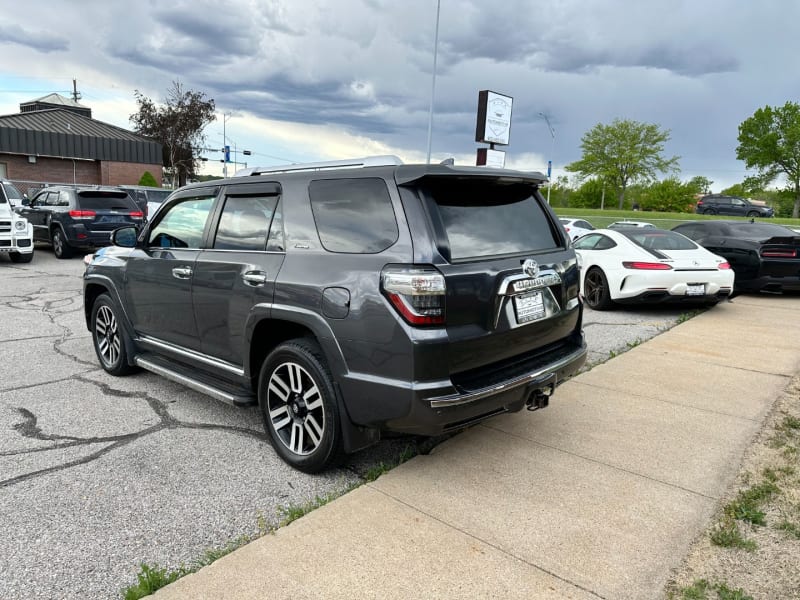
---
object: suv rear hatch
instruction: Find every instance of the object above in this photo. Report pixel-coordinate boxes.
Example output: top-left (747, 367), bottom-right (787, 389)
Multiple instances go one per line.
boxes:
top-left (396, 171), bottom-right (583, 388)
top-left (75, 191), bottom-right (143, 235)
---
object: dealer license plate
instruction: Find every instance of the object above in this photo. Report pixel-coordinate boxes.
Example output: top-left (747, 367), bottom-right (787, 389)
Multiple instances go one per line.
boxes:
top-left (686, 284), bottom-right (705, 296)
top-left (514, 291), bottom-right (545, 323)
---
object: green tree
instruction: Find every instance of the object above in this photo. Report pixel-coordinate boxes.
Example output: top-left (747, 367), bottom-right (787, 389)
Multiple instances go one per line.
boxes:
top-left (736, 101), bottom-right (800, 218)
top-left (130, 81), bottom-right (216, 187)
top-left (639, 178), bottom-right (696, 212)
top-left (566, 118), bottom-right (679, 209)
top-left (686, 175), bottom-right (713, 195)
top-left (137, 171), bottom-right (158, 187)
top-left (568, 178), bottom-right (605, 209)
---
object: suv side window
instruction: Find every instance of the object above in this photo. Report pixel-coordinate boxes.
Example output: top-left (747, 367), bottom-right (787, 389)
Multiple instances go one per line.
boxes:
top-left (309, 178), bottom-right (398, 253)
top-left (148, 195), bottom-right (215, 249)
top-left (213, 195), bottom-right (278, 251)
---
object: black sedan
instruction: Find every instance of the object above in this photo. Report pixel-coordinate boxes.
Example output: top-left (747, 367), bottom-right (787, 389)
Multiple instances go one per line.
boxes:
top-left (672, 220), bottom-right (800, 293)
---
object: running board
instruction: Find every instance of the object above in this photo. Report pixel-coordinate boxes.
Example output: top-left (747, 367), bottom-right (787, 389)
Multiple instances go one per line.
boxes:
top-left (134, 356), bottom-right (257, 407)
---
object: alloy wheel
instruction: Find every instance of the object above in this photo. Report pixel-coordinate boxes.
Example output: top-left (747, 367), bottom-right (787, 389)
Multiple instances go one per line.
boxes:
top-left (267, 361), bottom-right (326, 456)
top-left (95, 305), bottom-right (121, 367)
top-left (585, 271), bottom-right (606, 307)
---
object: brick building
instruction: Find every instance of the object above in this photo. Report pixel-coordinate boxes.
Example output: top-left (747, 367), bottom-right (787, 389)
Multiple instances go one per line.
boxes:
top-left (0, 94), bottom-right (163, 196)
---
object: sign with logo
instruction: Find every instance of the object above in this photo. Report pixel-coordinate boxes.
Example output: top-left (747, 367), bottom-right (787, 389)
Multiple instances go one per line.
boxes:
top-left (476, 148), bottom-right (506, 168)
top-left (475, 90), bottom-right (513, 146)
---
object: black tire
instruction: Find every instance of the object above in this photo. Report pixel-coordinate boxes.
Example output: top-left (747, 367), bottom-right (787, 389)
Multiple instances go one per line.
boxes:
top-left (583, 267), bottom-right (614, 311)
top-left (9, 251), bottom-right (33, 263)
top-left (746, 211), bottom-right (759, 218)
top-left (52, 228), bottom-right (73, 259)
top-left (91, 293), bottom-right (137, 376)
top-left (258, 338), bottom-right (343, 473)
top-left (703, 208), bottom-right (717, 215)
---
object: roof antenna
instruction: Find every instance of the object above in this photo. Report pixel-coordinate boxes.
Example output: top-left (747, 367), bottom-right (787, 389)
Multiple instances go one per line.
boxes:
top-left (72, 79), bottom-right (81, 102)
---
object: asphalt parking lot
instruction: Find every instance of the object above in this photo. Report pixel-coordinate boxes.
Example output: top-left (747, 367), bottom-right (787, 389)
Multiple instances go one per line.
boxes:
top-left (0, 247), bottom-right (689, 599)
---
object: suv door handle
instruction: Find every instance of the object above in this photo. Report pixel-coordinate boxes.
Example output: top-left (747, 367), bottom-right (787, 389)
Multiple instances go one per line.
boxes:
top-left (242, 271), bottom-right (268, 286)
top-left (172, 266), bottom-right (193, 279)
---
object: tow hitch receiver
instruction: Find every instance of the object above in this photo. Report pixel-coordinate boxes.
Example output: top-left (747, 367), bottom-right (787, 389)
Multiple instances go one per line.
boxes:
top-left (526, 384), bottom-right (554, 411)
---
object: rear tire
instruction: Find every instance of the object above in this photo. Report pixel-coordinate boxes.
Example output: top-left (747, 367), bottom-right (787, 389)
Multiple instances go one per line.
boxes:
top-left (258, 338), bottom-right (344, 473)
top-left (9, 251), bottom-right (33, 263)
top-left (52, 228), bottom-right (73, 259)
top-left (583, 267), bottom-right (614, 310)
top-left (91, 293), bottom-right (137, 376)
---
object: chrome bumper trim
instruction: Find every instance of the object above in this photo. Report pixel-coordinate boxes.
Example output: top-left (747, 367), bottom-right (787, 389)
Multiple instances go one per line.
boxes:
top-left (428, 345), bottom-right (587, 409)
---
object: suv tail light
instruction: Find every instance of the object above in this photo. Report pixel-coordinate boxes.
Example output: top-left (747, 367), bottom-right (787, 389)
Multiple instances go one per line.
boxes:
top-left (69, 210), bottom-right (96, 220)
top-left (381, 266), bottom-right (446, 326)
top-left (622, 261), bottom-right (672, 270)
top-left (129, 211), bottom-right (144, 219)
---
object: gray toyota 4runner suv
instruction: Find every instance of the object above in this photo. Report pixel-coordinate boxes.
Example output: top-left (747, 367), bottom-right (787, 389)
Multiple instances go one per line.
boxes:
top-left (83, 156), bottom-right (587, 472)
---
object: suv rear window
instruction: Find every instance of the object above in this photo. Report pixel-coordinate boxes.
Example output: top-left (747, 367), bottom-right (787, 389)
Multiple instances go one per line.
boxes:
top-left (422, 180), bottom-right (559, 261)
top-left (77, 191), bottom-right (138, 210)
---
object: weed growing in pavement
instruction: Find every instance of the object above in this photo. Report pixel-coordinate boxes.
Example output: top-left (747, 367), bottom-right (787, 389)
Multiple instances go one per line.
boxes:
top-left (278, 489), bottom-right (346, 527)
top-left (676, 309), bottom-right (703, 324)
top-left (709, 519), bottom-right (757, 551)
top-left (121, 512), bottom-right (273, 599)
top-left (123, 563), bottom-right (190, 600)
top-left (364, 444), bottom-right (417, 482)
top-left (723, 481), bottom-right (780, 526)
top-left (675, 578), bottom-right (754, 600)
top-left (776, 520), bottom-right (800, 539)
top-left (626, 338), bottom-right (643, 349)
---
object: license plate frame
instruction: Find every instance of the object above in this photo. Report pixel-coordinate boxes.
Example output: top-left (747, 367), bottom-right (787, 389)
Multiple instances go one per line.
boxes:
top-left (514, 290), bottom-right (545, 324)
top-left (686, 283), bottom-right (705, 296)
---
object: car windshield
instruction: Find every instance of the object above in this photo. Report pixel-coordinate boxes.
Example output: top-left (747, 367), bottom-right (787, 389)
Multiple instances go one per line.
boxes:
top-left (621, 230), bottom-right (698, 250)
top-left (1, 182), bottom-right (24, 201)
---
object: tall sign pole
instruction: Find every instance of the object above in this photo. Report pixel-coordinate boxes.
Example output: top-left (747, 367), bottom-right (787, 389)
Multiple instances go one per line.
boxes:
top-left (539, 112), bottom-right (555, 204)
top-left (425, 0), bottom-right (441, 164)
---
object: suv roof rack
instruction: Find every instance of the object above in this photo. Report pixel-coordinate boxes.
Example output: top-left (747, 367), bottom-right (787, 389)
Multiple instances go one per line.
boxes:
top-left (236, 155), bottom-right (403, 177)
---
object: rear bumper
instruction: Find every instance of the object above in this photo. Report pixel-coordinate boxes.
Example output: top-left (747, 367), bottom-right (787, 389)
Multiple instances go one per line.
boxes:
top-left (735, 275), bottom-right (800, 293)
top-left (338, 335), bottom-right (587, 436)
top-left (615, 289), bottom-right (731, 305)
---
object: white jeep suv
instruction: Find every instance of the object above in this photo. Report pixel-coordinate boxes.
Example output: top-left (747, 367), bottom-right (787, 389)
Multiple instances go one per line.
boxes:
top-left (0, 181), bottom-right (34, 263)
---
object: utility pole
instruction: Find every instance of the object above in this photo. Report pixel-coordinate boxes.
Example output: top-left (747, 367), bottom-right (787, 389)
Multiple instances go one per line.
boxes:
top-left (222, 112), bottom-right (231, 178)
top-left (72, 79), bottom-right (81, 102)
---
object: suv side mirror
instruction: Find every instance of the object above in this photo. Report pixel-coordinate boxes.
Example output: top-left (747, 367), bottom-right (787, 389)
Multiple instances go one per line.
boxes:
top-left (110, 226), bottom-right (138, 248)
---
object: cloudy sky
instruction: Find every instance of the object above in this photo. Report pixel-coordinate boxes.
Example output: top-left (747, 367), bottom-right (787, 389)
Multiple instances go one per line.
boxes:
top-left (1, 0), bottom-right (797, 191)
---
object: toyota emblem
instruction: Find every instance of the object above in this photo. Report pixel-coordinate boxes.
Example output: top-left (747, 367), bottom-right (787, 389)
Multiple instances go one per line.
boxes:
top-left (522, 259), bottom-right (539, 278)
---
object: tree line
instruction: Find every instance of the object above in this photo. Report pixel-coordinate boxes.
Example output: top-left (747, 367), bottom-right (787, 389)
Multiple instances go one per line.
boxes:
top-left (563, 102), bottom-right (800, 218)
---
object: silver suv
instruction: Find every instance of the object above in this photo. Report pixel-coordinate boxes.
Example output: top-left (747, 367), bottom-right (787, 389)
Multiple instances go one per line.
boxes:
top-left (83, 156), bottom-right (587, 472)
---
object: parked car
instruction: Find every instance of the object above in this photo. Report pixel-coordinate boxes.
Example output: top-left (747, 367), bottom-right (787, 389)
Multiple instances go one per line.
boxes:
top-left (18, 186), bottom-right (143, 258)
top-left (83, 155), bottom-right (588, 472)
top-left (559, 218), bottom-right (595, 241)
top-left (118, 185), bottom-right (174, 220)
top-left (672, 220), bottom-right (800, 293)
top-left (607, 220), bottom-right (655, 229)
top-left (573, 228), bottom-right (734, 310)
top-left (0, 184), bottom-right (34, 263)
top-left (695, 194), bottom-right (774, 217)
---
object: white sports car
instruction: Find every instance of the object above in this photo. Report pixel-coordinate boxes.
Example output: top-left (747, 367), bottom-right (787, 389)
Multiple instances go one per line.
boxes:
top-left (573, 228), bottom-right (734, 310)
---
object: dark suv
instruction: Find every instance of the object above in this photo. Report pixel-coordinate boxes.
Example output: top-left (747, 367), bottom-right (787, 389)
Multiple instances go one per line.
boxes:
top-left (695, 194), bottom-right (774, 217)
top-left (83, 156), bottom-right (587, 472)
top-left (19, 186), bottom-right (144, 258)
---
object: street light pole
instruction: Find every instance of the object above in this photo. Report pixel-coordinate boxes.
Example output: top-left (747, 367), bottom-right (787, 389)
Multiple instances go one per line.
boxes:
top-left (539, 112), bottom-right (555, 204)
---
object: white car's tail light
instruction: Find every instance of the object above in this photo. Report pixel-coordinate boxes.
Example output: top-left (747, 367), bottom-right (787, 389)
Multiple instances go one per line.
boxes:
top-left (381, 266), bottom-right (446, 326)
top-left (622, 261), bottom-right (672, 270)
top-left (718, 262), bottom-right (731, 269)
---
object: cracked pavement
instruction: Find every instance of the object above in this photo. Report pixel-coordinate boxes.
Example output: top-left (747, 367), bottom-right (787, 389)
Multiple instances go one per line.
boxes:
top-left (0, 249), bottom-right (686, 599)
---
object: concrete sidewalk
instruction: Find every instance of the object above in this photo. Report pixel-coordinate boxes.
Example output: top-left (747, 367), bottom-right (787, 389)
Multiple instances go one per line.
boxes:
top-left (153, 295), bottom-right (800, 600)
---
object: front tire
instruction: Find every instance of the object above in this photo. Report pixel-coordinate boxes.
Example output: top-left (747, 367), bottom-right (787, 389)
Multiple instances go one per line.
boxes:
top-left (91, 294), bottom-right (137, 376)
top-left (9, 251), bottom-right (33, 263)
top-left (746, 211), bottom-right (759, 218)
top-left (258, 338), bottom-right (343, 473)
top-left (52, 228), bottom-right (73, 259)
top-left (703, 208), bottom-right (717, 215)
top-left (584, 267), bottom-right (614, 310)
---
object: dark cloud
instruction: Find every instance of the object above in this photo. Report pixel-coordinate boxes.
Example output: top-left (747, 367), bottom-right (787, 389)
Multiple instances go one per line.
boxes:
top-left (0, 24), bottom-right (68, 52)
